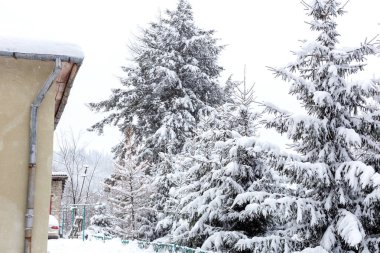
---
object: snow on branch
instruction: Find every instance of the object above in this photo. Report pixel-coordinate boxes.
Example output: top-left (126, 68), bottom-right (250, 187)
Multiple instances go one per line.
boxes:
top-left (234, 191), bottom-right (324, 227)
top-left (262, 101), bottom-right (291, 117)
top-left (335, 161), bottom-right (376, 191)
top-left (312, 91), bottom-right (333, 106)
top-left (202, 231), bottom-right (247, 252)
top-left (332, 41), bottom-right (379, 63)
top-left (235, 236), bottom-right (286, 253)
top-left (319, 225), bottom-right (336, 252)
top-left (336, 209), bottom-right (365, 248)
top-left (364, 188), bottom-right (380, 207)
top-left (284, 161), bottom-right (332, 188)
top-left (337, 127), bottom-right (361, 146)
top-left (268, 67), bottom-right (315, 96)
top-left (295, 246), bottom-right (329, 253)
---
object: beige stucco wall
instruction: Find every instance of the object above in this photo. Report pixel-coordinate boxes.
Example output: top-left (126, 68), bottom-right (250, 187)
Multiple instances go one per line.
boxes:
top-left (0, 57), bottom-right (55, 253)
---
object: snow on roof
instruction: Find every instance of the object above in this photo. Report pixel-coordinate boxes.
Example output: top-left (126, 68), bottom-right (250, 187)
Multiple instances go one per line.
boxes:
top-left (0, 36), bottom-right (84, 63)
top-left (52, 171), bottom-right (69, 179)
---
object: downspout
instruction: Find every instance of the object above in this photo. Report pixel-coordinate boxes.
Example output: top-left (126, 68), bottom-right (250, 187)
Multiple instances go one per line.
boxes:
top-left (24, 58), bottom-right (62, 253)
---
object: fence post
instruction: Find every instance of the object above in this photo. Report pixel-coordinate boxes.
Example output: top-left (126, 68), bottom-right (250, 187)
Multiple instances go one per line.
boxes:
top-left (82, 205), bottom-right (86, 241)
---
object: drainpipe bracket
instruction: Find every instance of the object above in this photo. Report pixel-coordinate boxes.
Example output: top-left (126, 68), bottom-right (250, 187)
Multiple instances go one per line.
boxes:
top-left (25, 208), bottom-right (34, 228)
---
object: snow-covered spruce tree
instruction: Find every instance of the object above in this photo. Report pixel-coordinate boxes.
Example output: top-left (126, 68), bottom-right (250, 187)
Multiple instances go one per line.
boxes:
top-left (153, 152), bottom-right (186, 241)
top-left (88, 0), bottom-right (224, 161)
top-left (165, 80), bottom-right (288, 253)
top-left (104, 128), bottom-right (154, 239)
top-left (104, 157), bottom-right (154, 239)
top-left (153, 106), bottom-right (223, 242)
top-left (223, 67), bottom-right (259, 136)
top-left (154, 71), bottom-right (260, 242)
top-left (89, 1), bottom-right (224, 240)
top-left (235, 1), bottom-right (380, 252)
top-left (88, 202), bottom-right (113, 237)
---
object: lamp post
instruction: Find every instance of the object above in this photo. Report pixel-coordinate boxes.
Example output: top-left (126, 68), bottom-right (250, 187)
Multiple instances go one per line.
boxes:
top-left (80, 165), bottom-right (88, 241)
top-left (78, 165), bottom-right (88, 202)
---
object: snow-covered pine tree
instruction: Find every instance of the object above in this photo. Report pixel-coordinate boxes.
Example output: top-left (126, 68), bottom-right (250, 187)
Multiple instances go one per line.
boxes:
top-left (104, 128), bottom-right (153, 239)
top-left (152, 152), bottom-right (186, 240)
top-left (89, 1), bottom-right (224, 240)
top-left (88, 0), bottom-right (224, 162)
top-left (165, 77), bottom-right (287, 253)
top-left (88, 202), bottom-right (113, 237)
top-left (154, 69), bottom-right (261, 242)
top-left (235, 1), bottom-right (380, 252)
top-left (104, 157), bottom-right (153, 239)
top-left (224, 66), bottom-right (259, 136)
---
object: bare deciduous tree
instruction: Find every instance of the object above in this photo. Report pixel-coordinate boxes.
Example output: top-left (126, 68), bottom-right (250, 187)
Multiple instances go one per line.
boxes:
top-left (54, 130), bottom-right (102, 206)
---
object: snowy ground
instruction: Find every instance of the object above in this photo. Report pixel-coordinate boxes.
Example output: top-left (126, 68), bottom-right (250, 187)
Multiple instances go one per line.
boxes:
top-left (48, 239), bottom-right (157, 253)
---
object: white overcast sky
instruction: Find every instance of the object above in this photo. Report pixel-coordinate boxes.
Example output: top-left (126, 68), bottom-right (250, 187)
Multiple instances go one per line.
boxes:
top-left (1, 0), bottom-right (380, 154)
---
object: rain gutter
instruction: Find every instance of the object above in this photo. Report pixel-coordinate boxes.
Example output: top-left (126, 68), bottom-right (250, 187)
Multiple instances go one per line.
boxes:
top-left (24, 58), bottom-right (62, 253)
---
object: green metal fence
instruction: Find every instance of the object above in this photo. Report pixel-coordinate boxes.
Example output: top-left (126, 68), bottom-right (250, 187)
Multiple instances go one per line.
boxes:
top-left (91, 235), bottom-right (209, 253)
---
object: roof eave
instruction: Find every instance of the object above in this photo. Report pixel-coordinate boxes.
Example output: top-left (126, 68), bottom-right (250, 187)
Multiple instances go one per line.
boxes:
top-left (54, 62), bottom-right (81, 129)
top-left (0, 51), bottom-right (84, 129)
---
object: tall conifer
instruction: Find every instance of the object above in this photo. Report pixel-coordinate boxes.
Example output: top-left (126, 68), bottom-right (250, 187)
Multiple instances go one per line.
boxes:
top-left (237, 1), bottom-right (380, 252)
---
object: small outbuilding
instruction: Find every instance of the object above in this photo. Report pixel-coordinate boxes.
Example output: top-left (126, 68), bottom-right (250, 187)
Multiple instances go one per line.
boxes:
top-left (0, 37), bottom-right (83, 253)
top-left (50, 171), bottom-right (68, 230)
